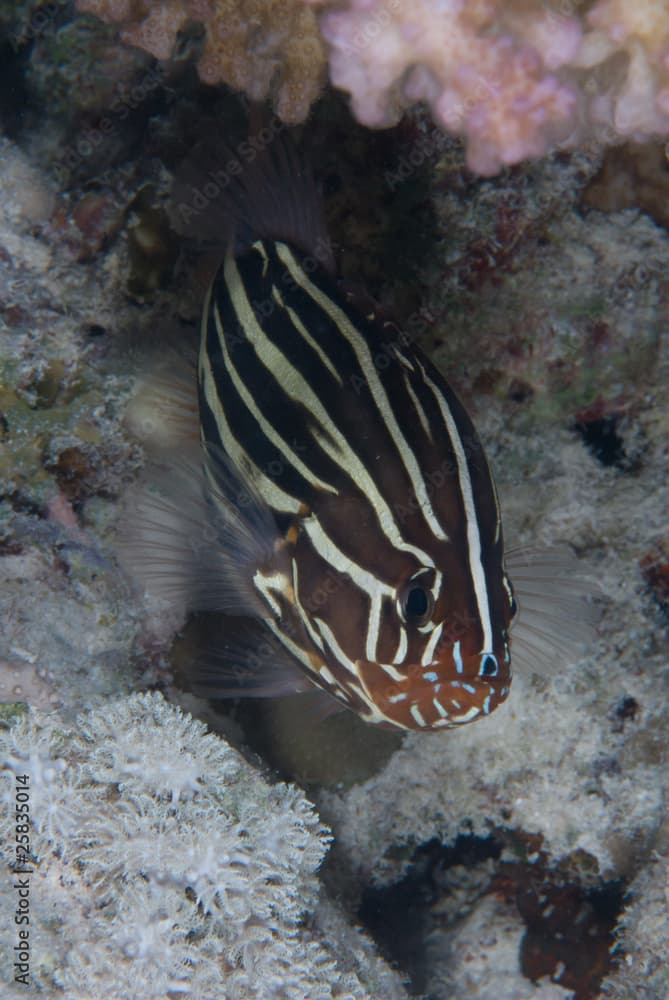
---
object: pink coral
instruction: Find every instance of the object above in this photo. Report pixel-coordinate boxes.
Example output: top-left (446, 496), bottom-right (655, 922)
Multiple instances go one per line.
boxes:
top-left (577, 0), bottom-right (669, 135)
top-left (307, 0), bottom-right (669, 173)
top-left (77, 0), bottom-right (669, 174)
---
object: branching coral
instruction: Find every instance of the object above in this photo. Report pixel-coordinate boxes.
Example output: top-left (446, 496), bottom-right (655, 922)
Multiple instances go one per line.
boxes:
top-left (77, 0), bottom-right (327, 124)
top-left (80, 0), bottom-right (669, 172)
top-left (0, 693), bottom-right (407, 998)
top-left (307, 0), bottom-right (669, 173)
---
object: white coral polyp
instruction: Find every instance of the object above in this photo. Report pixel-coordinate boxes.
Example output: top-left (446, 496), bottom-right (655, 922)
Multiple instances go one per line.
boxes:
top-left (76, 691), bottom-right (241, 801)
top-left (0, 694), bottom-right (370, 998)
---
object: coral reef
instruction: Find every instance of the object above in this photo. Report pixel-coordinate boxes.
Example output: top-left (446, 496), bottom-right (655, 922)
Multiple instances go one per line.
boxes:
top-left (0, 128), bottom-right (413, 998)
top-left (77, 0), bottom-right (327, 125)
top-left (1, 5), bottom-right (159, 185)
top-left (0, 137), bottom-right (148, 714)
top-left (308, 0), bottom-right (669, 173)
top-left (1, 8), bottom-right (669, 991)
top-left (311, 155), bottom-right (669, 993)
top-left (582, 141), bottom-right (669, 232)
top-left (600, 849), bottom-right (669, 998)
top-left (426, 893), bottom-right (575, 999)
top-left (76, 0), bottom-right (669, 173)
top-left (0, 692), bottom-right (409, 997)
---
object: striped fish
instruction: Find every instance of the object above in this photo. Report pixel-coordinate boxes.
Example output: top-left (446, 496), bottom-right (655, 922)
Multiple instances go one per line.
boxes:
top-left (123, 132), bottom-right (593, 731)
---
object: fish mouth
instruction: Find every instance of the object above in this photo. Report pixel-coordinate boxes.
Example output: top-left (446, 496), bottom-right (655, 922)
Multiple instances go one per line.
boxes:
top-left (356, 659), bottom-right (511, 731)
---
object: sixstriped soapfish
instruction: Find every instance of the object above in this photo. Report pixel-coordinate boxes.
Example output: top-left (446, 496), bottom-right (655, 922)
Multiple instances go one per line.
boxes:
top-left (124, 133), bottom-right (592, 731)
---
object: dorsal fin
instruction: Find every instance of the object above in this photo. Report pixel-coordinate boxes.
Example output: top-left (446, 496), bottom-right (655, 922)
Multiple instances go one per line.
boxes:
top-left (168, 117), bottom-right (335, 273)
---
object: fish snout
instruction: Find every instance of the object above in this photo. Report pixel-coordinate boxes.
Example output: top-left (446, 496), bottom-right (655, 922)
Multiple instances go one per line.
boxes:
top-left (357, 654), bottom-right (511, 730)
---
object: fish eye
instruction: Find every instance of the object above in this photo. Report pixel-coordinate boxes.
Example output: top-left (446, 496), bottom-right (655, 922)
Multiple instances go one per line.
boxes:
top-left (480, 654), bottom-right (498, 677)
top-left (400, 583), bottom-right (435, 626)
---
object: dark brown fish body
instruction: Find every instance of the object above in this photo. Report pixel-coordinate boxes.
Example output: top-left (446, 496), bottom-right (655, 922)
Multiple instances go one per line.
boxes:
top-left (198, 235), bottom-right (514, 729)
top-left (122, 131), bottom-right (597, 732)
